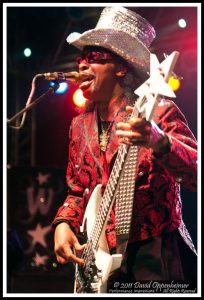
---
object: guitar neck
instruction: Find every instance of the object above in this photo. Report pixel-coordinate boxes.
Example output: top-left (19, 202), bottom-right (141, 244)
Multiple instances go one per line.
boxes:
top-left (90, 143), bottom-right (130, 249)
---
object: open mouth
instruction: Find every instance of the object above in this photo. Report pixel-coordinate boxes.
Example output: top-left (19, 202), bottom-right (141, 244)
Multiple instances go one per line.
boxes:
top-left (79, 73), bottom-right (95, 89)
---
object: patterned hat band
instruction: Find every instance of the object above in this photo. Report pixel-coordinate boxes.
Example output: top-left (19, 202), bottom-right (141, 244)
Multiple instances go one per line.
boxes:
top-left (67, 6), bottom-right (156, 78)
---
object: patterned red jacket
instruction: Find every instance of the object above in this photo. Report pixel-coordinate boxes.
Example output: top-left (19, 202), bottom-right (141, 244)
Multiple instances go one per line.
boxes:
top-left (52, 98), bottom-right (197, 253)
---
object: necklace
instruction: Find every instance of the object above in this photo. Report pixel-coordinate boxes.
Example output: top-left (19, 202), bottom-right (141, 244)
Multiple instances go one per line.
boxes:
top-left (97, 93), bottom-right (125, 152)
top-left (99, 120), bottom-right (113, 152)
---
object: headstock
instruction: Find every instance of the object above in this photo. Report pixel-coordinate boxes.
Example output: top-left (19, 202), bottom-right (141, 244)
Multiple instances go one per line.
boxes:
top-left (134, 51), bottom-right (180, 122)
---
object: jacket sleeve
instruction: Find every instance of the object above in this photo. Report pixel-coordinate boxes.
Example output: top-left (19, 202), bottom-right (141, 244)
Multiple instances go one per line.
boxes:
top-left (52, 120), bottom-right (85, 234)
top-left (152, 99), bottom-right (197, 191)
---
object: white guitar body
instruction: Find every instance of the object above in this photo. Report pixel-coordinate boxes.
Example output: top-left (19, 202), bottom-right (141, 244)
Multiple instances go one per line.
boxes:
top-left (74, 184), bottom-right (122, 293)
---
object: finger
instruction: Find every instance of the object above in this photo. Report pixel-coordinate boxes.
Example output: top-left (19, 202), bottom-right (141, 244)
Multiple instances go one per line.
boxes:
top-left (74, 242), bottom-right (87, 252)
top-left (63, 242), bottom-right (85, 265)
top-left (56, 254), bottom-right (70, 265)
top-left (74, 242), bottom-right (87, 259)
top-left (58, 248), bottom-right (85, 265)
top-left (116, 130), bottom-right (144, 140)
top-left (129, 117), bottom-right (148, 128)
top-left (56, 251), bottom-right (84, 265)
top-left (118, 137), bottom-right (133, 145)
top-left (55, 243), bottom-right (85, 265)
top-left (117, 121), bottom-right (148, 131)
top-left (67, 252), bottom-right (84, 265)
top-left (116, 122), bottom-right (132, 131)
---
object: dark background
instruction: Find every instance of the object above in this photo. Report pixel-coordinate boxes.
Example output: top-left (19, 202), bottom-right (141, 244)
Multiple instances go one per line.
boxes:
top-left (6, 5), bottom-right (198, 294)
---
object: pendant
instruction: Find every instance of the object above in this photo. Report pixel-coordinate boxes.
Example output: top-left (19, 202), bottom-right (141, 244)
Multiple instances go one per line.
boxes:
top-left (100, 131), bottom-right (109, 151)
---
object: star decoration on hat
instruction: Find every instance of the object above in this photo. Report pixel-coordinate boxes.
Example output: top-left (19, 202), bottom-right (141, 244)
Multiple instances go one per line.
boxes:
top-left (33, 252), bottom-right (49, 266)
top-left (134, 51), bottom-right (180, 121)
top-left (27, 223), bottom-right (51, 248)
top-left (36, 172), bottom-right (50, 186)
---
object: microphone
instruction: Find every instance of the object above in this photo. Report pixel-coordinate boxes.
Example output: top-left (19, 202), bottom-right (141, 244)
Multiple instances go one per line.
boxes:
top-left (39, 71), bottom-right (88, 84)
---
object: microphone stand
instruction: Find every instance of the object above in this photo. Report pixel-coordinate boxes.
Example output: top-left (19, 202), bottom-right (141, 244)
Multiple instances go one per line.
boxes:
top-left (7, 74), bottom-right (59, 129)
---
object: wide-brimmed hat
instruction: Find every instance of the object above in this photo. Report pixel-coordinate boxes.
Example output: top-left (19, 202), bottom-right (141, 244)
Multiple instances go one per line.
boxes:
top-left (67, 6), bottom-right (156, 79)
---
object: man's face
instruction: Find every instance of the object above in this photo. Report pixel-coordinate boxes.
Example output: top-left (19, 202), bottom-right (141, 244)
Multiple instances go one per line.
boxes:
top-left (76, 47), bottom-right (123, 102)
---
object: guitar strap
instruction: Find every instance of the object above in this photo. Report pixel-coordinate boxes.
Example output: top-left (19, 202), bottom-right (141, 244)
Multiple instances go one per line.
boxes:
top-left (115, 144), bottom-right (139, 256)
top-left (114, 101), bottom-right (140, 256)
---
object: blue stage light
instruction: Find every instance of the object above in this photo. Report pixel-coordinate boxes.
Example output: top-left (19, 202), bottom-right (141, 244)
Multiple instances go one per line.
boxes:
top-left (50, 82), bottom-right (68, 94)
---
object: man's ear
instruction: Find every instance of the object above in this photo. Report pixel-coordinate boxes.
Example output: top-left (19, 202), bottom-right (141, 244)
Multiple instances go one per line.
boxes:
top-left (115, 65), bottom-right (128, 77)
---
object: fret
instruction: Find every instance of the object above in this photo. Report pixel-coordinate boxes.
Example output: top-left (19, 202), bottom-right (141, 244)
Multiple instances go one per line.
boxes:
top-left (112, 172), bottom-right (118, 185)
top-left (114, 167), bottom-right (119, 178)
top-left (106, 185), bottom-right (113, 198)
top-left (113, 158), bottom-right (121, 175)
top-left (109, 178), bottom-right (115, 192)
top-left (103, 196), bottom-right (109, 210)
top-left (111, 169), bottom-right (117, 181)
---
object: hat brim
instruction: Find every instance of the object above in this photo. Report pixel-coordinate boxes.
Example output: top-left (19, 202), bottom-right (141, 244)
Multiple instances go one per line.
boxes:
top-left (67, 28), bottom-right (150, 79)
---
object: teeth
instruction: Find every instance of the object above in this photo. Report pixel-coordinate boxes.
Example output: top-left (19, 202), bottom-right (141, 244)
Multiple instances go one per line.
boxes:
top-left (83, 78), bottom-right (93, 83)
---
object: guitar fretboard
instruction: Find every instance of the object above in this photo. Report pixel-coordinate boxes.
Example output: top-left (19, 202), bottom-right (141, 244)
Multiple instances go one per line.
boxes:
top-left (91, 143), bottom-right (130, 249)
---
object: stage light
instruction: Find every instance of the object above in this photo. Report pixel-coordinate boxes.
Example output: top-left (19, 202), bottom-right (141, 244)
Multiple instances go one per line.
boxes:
top-left (178, 18), bottom-right (187, 28)
top-left (168, 75), bottom-right (181, 92)
top-left (73, 89), bottom-right (87, 108)
top-left (24, 48), bottom-right (32, 57)
top-left (50, 82), bottom-right (68, 94)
